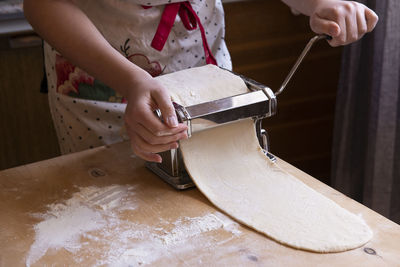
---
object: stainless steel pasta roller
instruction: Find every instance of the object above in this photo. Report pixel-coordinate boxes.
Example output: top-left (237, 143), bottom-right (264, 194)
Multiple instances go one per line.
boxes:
top-left (146, 35), bottom-right (330, 189)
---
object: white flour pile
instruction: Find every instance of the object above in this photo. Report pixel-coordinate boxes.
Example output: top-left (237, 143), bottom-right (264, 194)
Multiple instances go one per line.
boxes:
top-left (26, 185), bottom-right (136, 266)
top-left (26, 185), bottom-right (241, 266)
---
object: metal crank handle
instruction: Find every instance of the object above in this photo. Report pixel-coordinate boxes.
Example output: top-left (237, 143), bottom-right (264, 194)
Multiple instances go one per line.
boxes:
top-left (274, 34), bottom-right (332, 97)
top-left (153, 108), bottom-right (164, 122)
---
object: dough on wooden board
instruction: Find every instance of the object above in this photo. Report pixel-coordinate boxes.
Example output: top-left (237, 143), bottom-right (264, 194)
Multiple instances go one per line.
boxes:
top-left (156, 65), bottom-right (373, 252)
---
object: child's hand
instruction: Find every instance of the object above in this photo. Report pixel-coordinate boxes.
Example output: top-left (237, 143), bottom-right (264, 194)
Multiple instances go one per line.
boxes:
top-left (309, 0), bottom-right (378, 46)
top-left (124, 76), bottom-right (188, 163)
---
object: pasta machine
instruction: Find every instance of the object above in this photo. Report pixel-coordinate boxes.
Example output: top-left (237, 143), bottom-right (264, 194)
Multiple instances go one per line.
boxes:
top-left (146, 35), bottom-right (330, 189)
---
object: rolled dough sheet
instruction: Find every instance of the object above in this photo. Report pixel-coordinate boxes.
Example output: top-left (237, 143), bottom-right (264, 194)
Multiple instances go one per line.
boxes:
top-left (157, 65), bottom-right (373, 252)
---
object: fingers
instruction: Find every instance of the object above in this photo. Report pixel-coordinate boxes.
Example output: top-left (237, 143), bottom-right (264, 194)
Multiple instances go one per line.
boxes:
top-left (356, 7), bottom-right (368, 36)
top-left (310, 15), bottom-right (340, 37)
top-left (126, 120), bottom-right (188, 162)
top-left (345, 6), bottom-right (357, 43)
top-left (135, 122), bottom-right (188, 145)
top-left (311, 1), bottom-right (378, 47)
top-left (131, 143), bottom-right (162, 163)
top-left (127, 126), bottom-right (185, 163)
top-left (128, 131), bottom-right (185, 163)
top-left (128, 102), bottom-right (187, 137)
top-left (152, 88), bottom-right (179, 128)
top-left (365, 8), bottom-right (379, 32)
top-left (132, 131), bottom-right (179, 153)
top-left (328, 8), bottom-right (348, 46)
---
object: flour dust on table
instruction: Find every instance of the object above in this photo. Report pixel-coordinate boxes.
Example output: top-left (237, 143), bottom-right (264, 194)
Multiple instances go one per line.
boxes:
top-left (25, 184), bottom-right (241, 266)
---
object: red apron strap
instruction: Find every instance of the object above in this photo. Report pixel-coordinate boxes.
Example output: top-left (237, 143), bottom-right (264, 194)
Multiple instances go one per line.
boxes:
top-left (150, 3), bottom-right (181, 51)
top-left (178, 3), bottom-right (197, 30)
top-left (148, 1), bottom-right (217, 65)
top-left (180, 2), bottom-right (217, 65)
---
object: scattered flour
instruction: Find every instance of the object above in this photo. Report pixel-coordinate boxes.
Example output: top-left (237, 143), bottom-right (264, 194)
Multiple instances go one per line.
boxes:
top-left (26, 185), bottom-right (136, 266)
top-left (159, 212), bottom-right (241, 246)
top-left (26, 205), bottom-right (105, 266)
top-left (97, 212), bottom-right (241, 267)
top-left (25, 185), bottom-right (241, 266)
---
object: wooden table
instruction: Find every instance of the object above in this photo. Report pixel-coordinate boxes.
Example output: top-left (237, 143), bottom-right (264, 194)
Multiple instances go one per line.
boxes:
top-left (0, 142), bottom-right (399, 266)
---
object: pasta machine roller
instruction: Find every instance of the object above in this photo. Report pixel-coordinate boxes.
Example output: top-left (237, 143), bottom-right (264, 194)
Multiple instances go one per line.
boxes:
top-left (146, 35), bottom-right (330, 189)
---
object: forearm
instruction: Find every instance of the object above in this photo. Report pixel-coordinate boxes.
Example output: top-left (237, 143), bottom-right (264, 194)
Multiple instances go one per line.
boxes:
top-left (23, 0), bottom-right (149, 97)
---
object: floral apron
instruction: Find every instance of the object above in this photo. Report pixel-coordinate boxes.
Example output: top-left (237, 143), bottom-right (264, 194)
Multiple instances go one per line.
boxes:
top-left (44, 0), bottom-right (231, 154)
